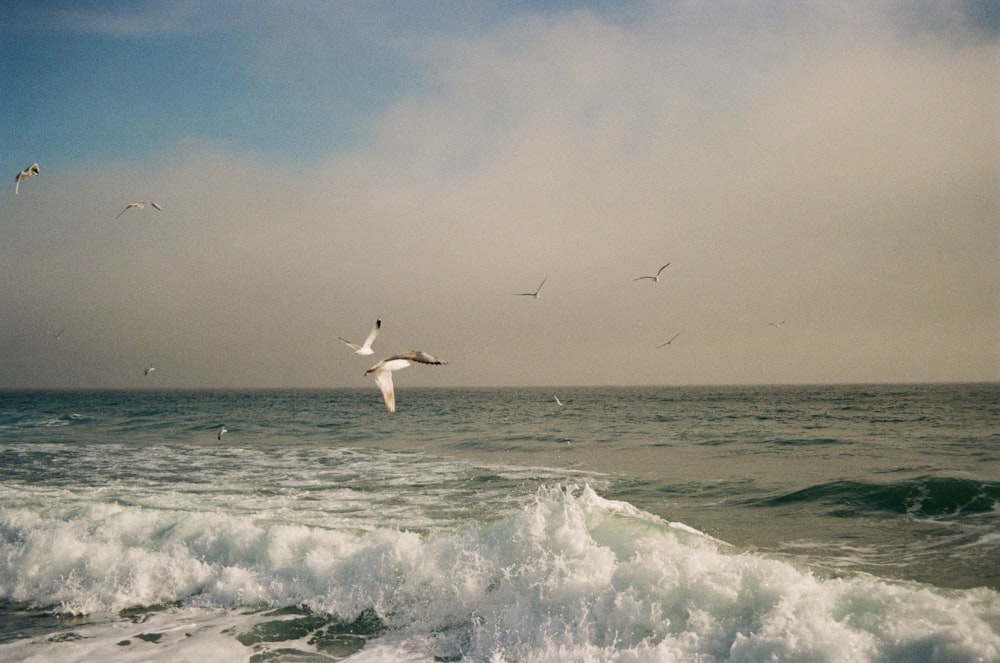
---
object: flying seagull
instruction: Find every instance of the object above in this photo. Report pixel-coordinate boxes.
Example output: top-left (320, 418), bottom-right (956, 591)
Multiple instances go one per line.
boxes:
top-left (116, 201), bottom-right (163, 219)
top-left (514, 276), bottom-right (547, 298)
top-left (339, 319), bottom-right (381, 355)
top-left (657, 333), bottom-right (681, 348)
top-left (634, 263), bottom-right (671, 282)
top-left (365, 350), bottom-right (447, 413)
top-left (218, 426), bottom-right (227, 440)
top-left (769, 321), bottom-right (785, 329)
top-left (14, 163), bottom-right (39, 195)
top-left (144, 365), bottom-right (156, 376)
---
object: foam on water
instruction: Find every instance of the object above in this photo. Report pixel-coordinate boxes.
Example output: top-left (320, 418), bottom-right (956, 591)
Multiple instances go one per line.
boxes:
top-left (2, 485), bottom-right (998, 662)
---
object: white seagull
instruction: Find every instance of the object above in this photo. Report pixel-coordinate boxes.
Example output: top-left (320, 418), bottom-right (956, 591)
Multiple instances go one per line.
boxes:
top-left (14, 163), bottom-right (39, 195)
top-left (514, 276), bottom-right (547, 298)
top-left (634, 263), bottom-right (671, 282)
top-left (769, 321), bottom-right (785, 329)
top-left (657, 333), bottom-right (680, 348)
top-left (365, 350), bottom-right (447, 413)
top-left (218, 426), bottom-right (227, 440)
top-left (144, 365), bottom-right (156, 376)
top-left (116, 201), bottom-right (163, 219)
top-left (339, 319), bottom-right (381, 355)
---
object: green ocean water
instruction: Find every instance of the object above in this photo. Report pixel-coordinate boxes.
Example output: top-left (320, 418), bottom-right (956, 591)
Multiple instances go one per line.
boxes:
top-left (0, 384), bottom-right (997, 661)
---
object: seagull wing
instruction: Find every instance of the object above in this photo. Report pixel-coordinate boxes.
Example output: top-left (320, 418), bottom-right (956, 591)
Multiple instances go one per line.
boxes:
top-left (535, 276), bottom-right (548, 294)
top-left (150, 202), bottom-right (163, 211)
top-left (338, 337), bottom-right (362, 352)
top-left (634, 275), bottom-right (653, 281)
top-left (656, 263), bottom-right (671, 276)
top-left (373, 370), bottom-right (396, 413)
top-left (360, 319), bottom-right (381, 352)
top-left (393, 350), bottom-right (447, 366)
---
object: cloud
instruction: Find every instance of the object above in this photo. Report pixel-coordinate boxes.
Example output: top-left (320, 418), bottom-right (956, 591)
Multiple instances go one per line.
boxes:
top-left (2, 2), bottom-right (997, 388)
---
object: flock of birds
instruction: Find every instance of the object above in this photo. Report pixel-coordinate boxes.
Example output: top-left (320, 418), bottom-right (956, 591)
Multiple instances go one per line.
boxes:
top-left (14, 162), bottom-right (786, 418)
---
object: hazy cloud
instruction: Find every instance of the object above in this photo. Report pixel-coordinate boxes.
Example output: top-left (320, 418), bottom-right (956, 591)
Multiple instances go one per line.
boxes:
top-left (2, 2), bottom-right (997, 388)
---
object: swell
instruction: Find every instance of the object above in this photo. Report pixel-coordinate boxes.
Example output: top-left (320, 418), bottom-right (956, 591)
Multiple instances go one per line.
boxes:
top-left (754, 476), bottom-right (1000, 518)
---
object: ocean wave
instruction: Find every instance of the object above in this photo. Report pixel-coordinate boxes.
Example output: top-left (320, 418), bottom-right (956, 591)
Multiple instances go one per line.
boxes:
top-left (755, 476), bottom-right (1000, 518)
top-left (1, 486), bottom-right (998, 662)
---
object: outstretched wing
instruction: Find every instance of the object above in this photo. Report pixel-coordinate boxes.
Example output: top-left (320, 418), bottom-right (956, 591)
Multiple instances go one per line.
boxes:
top-left (338, 337), bottom-right (362, 352)
top-left (373, 370), bottom-right (395, 413)
top-left (393, 350), bottom-right (446, 366)
top-left (361, 319), bottom-right (381, 351)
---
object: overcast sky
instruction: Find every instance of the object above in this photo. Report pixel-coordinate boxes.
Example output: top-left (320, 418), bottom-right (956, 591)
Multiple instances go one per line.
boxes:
top-left (1, 1), bottom-right (997, 389)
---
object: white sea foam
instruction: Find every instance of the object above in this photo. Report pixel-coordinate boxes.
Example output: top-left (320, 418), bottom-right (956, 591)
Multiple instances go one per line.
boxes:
top-left (1, 485), bottom-right (998, 662)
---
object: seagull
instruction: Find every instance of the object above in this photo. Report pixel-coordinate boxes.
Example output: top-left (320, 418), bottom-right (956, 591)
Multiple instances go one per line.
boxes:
top-left (634, 263), bottom-right (671, 282)
top-left (53, 328), bottom-right (65, 341)
top-left (339, 319), bottom-right (381, 355)
top-left (116, 201), bottom-right (163, 219)
top-left (514, 276), bottom-right (547, 298)
top-left (218, 426), bottom-right (227, 440)
top-left (365, 350), bottom-right (447, 413)
top-left (144, 365), bottom-right (156, 376)
top-left (657, 333), bottom-right (680, 348)
top-left (769, 321), bottom-right (785, 329)
top-left (14, 163), bottom-right (39, 195)
top-left (554, 395), bottom-right (563, 406)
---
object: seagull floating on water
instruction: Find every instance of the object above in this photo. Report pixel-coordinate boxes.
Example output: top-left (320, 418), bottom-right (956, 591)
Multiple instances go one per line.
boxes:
top-left (218, 426), bottom-right (227, 440)
top-left (365, 350), bottom-right (447, 413)
top-left (14, 163), bottom-right (39, 195)
top-left (634, 263), bottom-right (671, 282)
top-left (339, 319), bottom-right (381, 355)
top-left (657, 333), bottom-right (680, 348)
top-left (116, 201), bottom-right (163, 219)
top-left (144, 365), bottom-right (156, 376)
top-left (514, 276), bottom-right (547, 299)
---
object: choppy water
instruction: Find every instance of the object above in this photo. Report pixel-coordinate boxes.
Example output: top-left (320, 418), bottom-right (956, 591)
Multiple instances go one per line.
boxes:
top-left (0, 384), bottom-right (997, 662)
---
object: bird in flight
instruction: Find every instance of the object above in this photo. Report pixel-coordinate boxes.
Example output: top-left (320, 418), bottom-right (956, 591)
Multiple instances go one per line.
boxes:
top-left (14, 163), bottom-right (39, 195)
top-left (634, 263), bottom-right (671, 282)
top-left (514, 276), bottom-right (547, 298)
top-left (116, 201), bottom-right (163, 219)
top-left (144, 365), bottom-right (156, 376)
top-left (365, 350), bottom-right (447, 413)
top-left (657, 333), bottom-right (680, 348)
top-left (218, 426), bottom-right (227, 440)
top-left (339, 319), bottom-right (381, 355)
top-left (769, 321), bottom-right (785, 329)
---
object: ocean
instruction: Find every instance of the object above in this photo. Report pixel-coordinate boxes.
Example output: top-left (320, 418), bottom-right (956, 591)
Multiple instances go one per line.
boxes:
top-left (0, 384), bottom-right (997, 662)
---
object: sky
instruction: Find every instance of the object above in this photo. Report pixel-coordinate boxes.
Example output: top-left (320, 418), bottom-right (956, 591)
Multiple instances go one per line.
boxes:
top-left (1, 0), bottom-right (998, 389)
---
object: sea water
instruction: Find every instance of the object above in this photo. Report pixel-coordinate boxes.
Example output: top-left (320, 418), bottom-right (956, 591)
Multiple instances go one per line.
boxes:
top-left (0, 385), bottom-right (997, 662)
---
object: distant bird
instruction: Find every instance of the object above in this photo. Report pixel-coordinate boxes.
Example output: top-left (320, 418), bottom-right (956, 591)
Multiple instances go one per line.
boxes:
top-left (365, 350), bottom-right (447, 413)
top-left (554, 395), bottom-right (564, 406)
top-left (53, 328), bottom-right (65, 341)
top-left (116, 201), bottom-right (163, 219)
top-left (218, 426), bottom-right (227, 440)
top-left (144, 365), bottom-right (156, 376)
top-left (634, 263), bottom-right (671, 282)
top-left (657, 333), bottom-right (680, 348)
top-left (339, 319), bottom-right (381, 355)
top-left (769, 321), bottom-right (785, 329)
top-left (514, 276), bottom-right (547, 298)
top-left (14, 163), bottom-right (39, 195)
